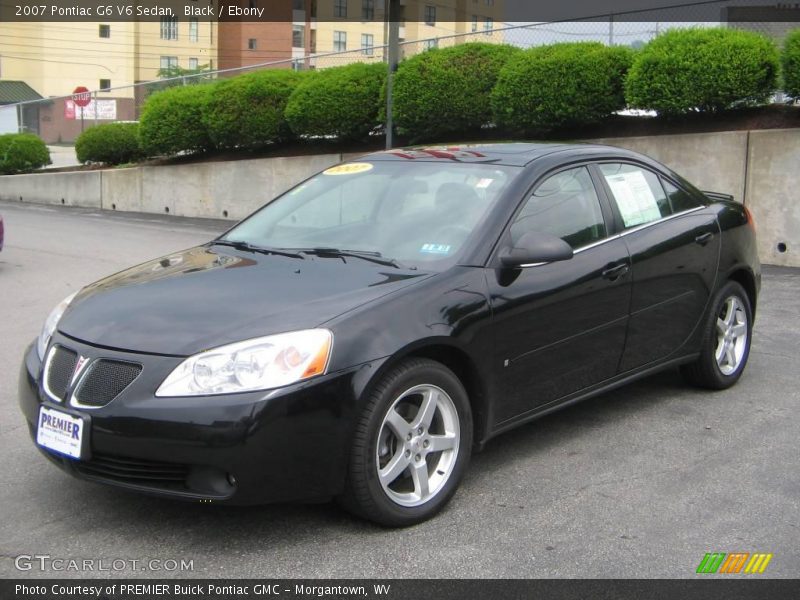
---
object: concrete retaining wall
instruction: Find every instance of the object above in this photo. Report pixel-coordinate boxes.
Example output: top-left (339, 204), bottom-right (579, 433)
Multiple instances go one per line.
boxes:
top-left (0, 170), bottom-right (103, 208)
top-left (744, 130), bottom-right (799, 268)
top-left (591, 130), bottom-right (796, 268)
top-left (591, 131), bottom-right (749, 205)
top-left (0, 132), bottom-right (797, 266)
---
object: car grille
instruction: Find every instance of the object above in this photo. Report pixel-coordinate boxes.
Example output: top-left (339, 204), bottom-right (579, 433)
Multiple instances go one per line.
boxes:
top-left (74, 360), bottom-right (142, 407)
top-left (45, 346), bottom-right (78, 402)
top-left (74, 452), bottom-right (191, 488)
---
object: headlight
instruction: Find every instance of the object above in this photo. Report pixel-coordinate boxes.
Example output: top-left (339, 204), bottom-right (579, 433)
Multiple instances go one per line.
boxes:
top-left (37, 291), bottom-right (78, 360)
top-left (156, 329), bottom-right (333, 397)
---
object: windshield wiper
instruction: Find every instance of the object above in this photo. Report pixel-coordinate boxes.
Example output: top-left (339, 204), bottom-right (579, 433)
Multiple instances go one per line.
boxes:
top-left (297, 247), bottom-right (404, 269)
top-left (211, 239), bottom-right (304, 259)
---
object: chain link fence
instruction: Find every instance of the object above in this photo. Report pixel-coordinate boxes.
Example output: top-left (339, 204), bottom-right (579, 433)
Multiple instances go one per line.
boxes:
top-left (0, 5), bottom-right (794, 148)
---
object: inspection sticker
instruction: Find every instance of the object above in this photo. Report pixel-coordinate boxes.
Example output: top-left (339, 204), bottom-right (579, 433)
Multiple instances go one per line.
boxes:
top-left (323, 163), bottom-right (374, 176)
top-left (420, 244), bottom-right (452, 255)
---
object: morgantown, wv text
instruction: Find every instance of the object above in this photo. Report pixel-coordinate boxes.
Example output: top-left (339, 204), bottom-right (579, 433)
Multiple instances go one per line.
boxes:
top-left (16, 583), bottom-right (392, 598)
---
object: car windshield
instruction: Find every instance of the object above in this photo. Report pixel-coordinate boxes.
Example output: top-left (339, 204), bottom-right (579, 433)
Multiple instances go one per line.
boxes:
top-left (221, 160), bottom-right (519, 270)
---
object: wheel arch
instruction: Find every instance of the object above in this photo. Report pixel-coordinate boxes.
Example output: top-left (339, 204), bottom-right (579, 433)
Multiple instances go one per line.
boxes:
top-left (726, 267), bottom-right (758, 317)
top-left (362, 339), bottom-right (491, 450)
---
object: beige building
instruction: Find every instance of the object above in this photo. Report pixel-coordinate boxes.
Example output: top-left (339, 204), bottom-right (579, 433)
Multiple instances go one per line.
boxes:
top-left (0, 5), bottom-right (216, 142)
top-left (0, 0), bottom-right (502, 141)
top-left (302, 0), bottom-right (505, 68)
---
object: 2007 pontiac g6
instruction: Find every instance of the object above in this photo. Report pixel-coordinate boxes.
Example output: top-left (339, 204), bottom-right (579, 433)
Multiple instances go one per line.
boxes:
top-left (20, 144), bottom-right (760, 526)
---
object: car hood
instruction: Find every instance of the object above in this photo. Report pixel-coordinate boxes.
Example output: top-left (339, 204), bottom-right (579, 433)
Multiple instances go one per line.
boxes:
top-left (58, 245), bottom-right (432, 356)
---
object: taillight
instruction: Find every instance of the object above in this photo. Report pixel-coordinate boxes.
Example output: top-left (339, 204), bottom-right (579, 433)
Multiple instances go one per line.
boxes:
top-left (743, 205), bottom-right (756, 231)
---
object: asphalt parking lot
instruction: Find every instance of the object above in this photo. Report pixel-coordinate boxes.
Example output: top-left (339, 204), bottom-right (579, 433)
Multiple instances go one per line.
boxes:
top-left (0, 200), bottom-right (797, 579)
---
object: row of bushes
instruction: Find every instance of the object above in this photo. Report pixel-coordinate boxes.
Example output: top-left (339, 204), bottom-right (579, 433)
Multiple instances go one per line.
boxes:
top-left (81, 62), bottom-right (389, 164)
top-left (76, 27), bottom-right (793, 164)
top-left (783, 29), bottom-right (800, 97)
top-left (0, 133), bottom-right (50, 174)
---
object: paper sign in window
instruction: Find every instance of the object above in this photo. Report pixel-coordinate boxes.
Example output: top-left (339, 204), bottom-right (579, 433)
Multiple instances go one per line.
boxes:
top-left (604, 170), bottom-right (662, 227)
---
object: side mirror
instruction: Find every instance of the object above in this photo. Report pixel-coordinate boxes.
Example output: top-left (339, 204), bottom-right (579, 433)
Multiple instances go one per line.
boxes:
top-left (500, 232), bottom-right (574, 268)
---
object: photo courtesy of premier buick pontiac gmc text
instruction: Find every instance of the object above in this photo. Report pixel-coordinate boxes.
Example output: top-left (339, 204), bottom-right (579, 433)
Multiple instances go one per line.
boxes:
top-left (19, 143), bottom-right (760, 526)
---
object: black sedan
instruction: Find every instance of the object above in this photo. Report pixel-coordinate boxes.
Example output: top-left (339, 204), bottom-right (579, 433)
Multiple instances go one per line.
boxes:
top-left (19, 143), bottom-right (760, 526)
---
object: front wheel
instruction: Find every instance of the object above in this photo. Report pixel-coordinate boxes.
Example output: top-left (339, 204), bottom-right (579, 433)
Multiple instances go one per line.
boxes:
top-left (339, 358), bottom-right (473, 527)
top-left (681, 280), bottom-right (753, 389)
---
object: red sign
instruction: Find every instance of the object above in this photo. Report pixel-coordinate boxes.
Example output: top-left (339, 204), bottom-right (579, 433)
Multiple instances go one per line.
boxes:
top-left (72, 86), bottom-right (91, 108)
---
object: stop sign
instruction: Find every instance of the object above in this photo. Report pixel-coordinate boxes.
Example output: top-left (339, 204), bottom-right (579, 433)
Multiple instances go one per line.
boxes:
top-left (72, 86), bottom-right (91, 108)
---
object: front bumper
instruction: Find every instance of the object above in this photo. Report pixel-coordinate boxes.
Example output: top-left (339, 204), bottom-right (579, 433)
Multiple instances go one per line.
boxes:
top-left (19, 333), bottom-right (384, 504)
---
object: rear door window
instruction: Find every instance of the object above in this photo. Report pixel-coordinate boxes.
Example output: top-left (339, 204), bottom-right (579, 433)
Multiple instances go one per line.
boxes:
top-left (599, 163), bottom-right (670, 228)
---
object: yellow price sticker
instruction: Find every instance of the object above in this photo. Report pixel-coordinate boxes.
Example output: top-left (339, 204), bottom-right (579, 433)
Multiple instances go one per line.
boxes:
top-left (323, 163), bottom-right (374, 176)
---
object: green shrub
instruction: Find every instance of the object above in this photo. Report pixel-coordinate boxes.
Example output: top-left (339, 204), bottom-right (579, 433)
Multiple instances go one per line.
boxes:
top-left (625, 28), bottom-right (779, 114)
top-left (285, 62), bottom-right (385, 141)
top-left (0, 133), bottom-right (50, 174)
top-left (204, 69), bottom-right (305, 149)
top-left (139, 84), bottom-right (214, 156)
top-left (392, 43), bottom-right (521, 141)
top-left (491, 42), bottom-right (634, 133)
top-left (782, 29), bottom-right (800, 97)
top-left (75, 122), bottom-right (141, 165)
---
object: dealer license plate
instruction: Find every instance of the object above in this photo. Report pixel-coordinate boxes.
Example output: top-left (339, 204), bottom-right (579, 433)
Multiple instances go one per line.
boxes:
top-left (36, 406), bottom-right (85, 459)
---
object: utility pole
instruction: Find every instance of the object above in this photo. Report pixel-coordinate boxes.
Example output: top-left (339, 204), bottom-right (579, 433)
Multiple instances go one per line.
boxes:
top-left (385, 0), bottom-right (400, 150)
top-left (609, 14), bottom-right (615, 46)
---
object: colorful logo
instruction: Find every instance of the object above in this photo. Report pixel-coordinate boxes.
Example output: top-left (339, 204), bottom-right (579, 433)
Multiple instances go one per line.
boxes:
top-left (696, 552), bottom-right (773, 574)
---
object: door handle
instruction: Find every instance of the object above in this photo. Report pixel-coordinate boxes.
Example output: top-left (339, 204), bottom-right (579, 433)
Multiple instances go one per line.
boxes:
top-left (602, 263), bottom-right (630, 281)
top-left (695, 232), bottom-right (714, 246)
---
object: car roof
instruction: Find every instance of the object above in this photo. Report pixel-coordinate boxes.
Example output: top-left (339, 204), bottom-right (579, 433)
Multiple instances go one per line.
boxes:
top-left (361, 142), bottom-right (639, 167)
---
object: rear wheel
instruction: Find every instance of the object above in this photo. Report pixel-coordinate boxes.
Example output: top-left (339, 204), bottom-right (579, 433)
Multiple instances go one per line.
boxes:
top-left (681, 281), bottom-right (752, 389)
top-left (340, 358), bottom-right (472, 527)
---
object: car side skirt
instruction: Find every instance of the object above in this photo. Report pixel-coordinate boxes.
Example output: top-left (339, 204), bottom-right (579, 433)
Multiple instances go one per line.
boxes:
top-left (484, 353), bottom-right (700, 444)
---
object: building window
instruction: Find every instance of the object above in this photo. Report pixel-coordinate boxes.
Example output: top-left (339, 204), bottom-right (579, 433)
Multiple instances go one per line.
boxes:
top-left (361, 33), bottom-right (374, 56)
top-left (362, 0), bottom-right (374, 20)
top-left (292, 0), bottom-right (304, 9)
top-left (160, 16), bottom-right (178, 40)
top-left (99, 79), bottom-right (111, 91)
top-left (160, 56), bottom-right (178, 72)
top-left (293, 24), bottom-right (305, 49)
top-left (485, 0), bottom-right (495, 5)
top-left (423, 38), bottom-right (438, 51)
top-left (333, 30), bottom-right (347, 52)
top-left (99, 24), bottom-right (110, 38)
top-left (188, 57), bottom-right (199, 70)
top-left (334, 0), bottom-right (347, 18)
top-left (189, 18), bottom-right (198, 42)
top-left (484, 17), bottom-right (494, 35)
top-left (248, 38), bottom-right (257, 50)
top-left (471, 15), bottom-right (478, 32)
top-left (424, 5), bottom-right (436, 26)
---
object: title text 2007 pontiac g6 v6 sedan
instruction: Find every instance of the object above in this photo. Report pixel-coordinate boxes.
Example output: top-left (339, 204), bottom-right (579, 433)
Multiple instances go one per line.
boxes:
top-left (20, 144), bottom-right (760, 526)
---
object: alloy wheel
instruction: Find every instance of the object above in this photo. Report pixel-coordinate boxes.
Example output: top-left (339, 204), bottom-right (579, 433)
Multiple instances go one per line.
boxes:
top-left (375, 384), bottom-right (460, 507)
top-left (715, 295), bottom-right (748, 376)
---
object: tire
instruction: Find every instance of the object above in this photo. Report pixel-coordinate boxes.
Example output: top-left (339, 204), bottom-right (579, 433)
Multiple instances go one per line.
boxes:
top-left (681, 280), bottom-right (753, 390)
top-left (339, 358), bottom-right (473, 527)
